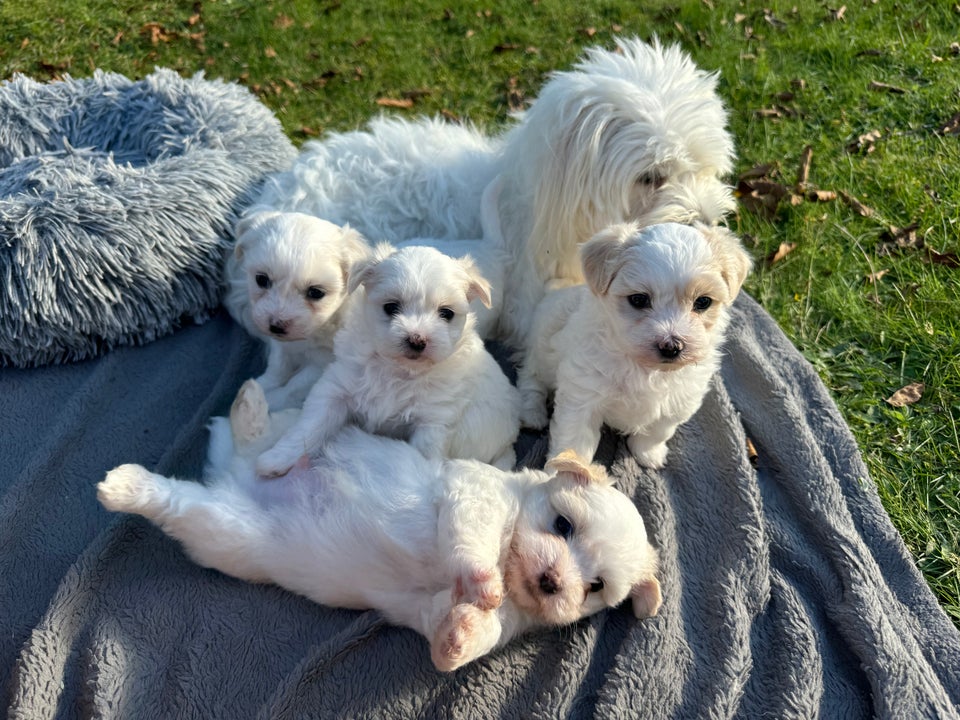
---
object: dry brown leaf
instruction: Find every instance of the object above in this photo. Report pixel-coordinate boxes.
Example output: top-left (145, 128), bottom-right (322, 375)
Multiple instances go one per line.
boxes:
top-left (141, 22), bottom-right (174, 44)
top-left (939, 112), bottom-right (960, 135)
top-left (869, 80), bottom-right (907, 94)
top-left (828, 5), bottom-right (847, 21)
top-left (806, 189), bottom-right (837, 202)
top-left (273, 13), bottom-right (294, 29)
top-left (769, 241), bottom-right (797, 264)
top-left (865, 269), bottom-right (889, 283)
top-left (376, 97), bottom-right (414, 108)
top-left (847, 129), bottom-right (882, 154)
top-left (885, 382), bottom-right (924, 407)
top-left (188, 13), bottom-right (201, 26)
top-left (264, 47), bottom-right (277, 58)
top-left (840, 191), bottom-right (875, 217)
top-left (734, 12), bottom-right (747, 23)
top-left (797, 145), bottom-right (813, 189)
top-left (739, 163), bottom-right (778, 181)
top-left (927, 248), bottom-right (960, 268)
top-left (880, 222), bottom-right (923, 251)
top-left (493, 43), bottom-right (520, 53)
top-left (755, 107), bottom-right (783, 119)
top-left (745, 437), bottom-right (758, 466)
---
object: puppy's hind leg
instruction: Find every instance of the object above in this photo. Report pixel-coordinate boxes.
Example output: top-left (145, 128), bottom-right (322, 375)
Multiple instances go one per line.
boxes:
top-left (98, 464), bottom-right (271, 583)
top-left (230, 379), bottom-right (271, 446)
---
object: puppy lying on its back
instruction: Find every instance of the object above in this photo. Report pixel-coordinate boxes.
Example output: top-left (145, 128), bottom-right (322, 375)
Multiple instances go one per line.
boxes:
top-left (518, 222), bottom-right (752, 468)
top-left (223, 210), bottom-right (369, 409)
top-left (98, 380), bottom-right (662, 672)
top-left (256, 242), bottom-right (520, 476)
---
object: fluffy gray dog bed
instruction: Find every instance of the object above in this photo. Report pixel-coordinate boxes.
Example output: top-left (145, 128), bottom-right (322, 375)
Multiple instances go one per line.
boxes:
top-left (0, 68), bottom-right (297, 367)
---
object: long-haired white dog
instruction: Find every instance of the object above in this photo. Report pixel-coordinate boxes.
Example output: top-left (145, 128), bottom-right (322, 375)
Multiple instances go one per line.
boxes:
top-left (223, 210), bottom-right (370, 409)
top-left (518, 222), bottom-right (752, 468)
top-left (255, 37), bottom-right (735, 348)
top-left (97, 380), bottom-right (662, 672)
top-left (255, 243), bottom-right (520, 477)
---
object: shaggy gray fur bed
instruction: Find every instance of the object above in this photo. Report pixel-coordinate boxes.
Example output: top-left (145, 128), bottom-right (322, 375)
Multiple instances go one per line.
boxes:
top-left (0, 69), bottom-right (296, 367)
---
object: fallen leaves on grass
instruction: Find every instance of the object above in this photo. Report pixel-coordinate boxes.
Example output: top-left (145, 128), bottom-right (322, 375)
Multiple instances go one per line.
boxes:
top-left (840, 191), bottom-right (875, 217)
top-left (885, 382), bottom-right (924, 407)
top-left (939, 112), bottom-right (960, 136)
top-left (376, 97), bottom-right (414, 109)
top-left (846, 129), bottom-right (882, 154)
top-left (768, 242), bottom-right (797, 264)
top-left (796, 145), bottom-right (813, 189)
top-left (879, 222), bottom-right (923, 253)
top-left (865, 269), bottom-right (889, 283)
top-left (869, 80), bottom-right (907, 94)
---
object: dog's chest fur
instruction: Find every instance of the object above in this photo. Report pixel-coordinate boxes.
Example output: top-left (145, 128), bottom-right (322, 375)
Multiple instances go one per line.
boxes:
top-left (343, 336), bottom-right (488, 438)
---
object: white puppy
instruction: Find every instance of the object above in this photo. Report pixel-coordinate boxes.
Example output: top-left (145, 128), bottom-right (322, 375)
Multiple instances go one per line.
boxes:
top-left (97, 380), bottom-right (662, 672)
top-left (518, 222), bottom-right (752, 468)
top-left (256, 243), bottom-right (520, 477)
top-left (223, 210), bottom-right (370, 409)
top-left (255, 37), bottom-right (735, 349)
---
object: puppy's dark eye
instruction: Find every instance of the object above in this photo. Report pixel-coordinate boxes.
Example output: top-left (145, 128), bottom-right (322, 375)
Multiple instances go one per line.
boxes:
top-left (306, 286), bottom-right (326, 301)
top-left (255, 273), bottom-right (271, 289)
top-left (553, 515), bottom-right (574, 539)
top-left (589, 578), bottom-right (605, 593)
top-left (438, 307), bottom-right (455, 322)
top-left (627, 293), bottom-right (651, 310)
top-left (693, 296), bottom-right (713, 312)
top-left (636, 172), bottom-right (666, 189)
top-left (383, 302), bottom-right (401, 317)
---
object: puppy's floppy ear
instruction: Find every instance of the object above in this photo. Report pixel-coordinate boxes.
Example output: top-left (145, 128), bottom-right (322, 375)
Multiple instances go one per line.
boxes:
top-left (630, 576), bottom-right (663, 619)
top-left (338, 224), bottom-right (371, 284)
top-left (233, 209), bottom-right (282, 260)
top-left (545, 450), bottom-right (613, 487)
top-left (580, 223), bottom-right (639, 296)
top-left (695, 223), bottom-right (753, 299)
top-left (458, 255), bottom-right (493, 309)
top-left (347, 241), bottom-right (393, 294)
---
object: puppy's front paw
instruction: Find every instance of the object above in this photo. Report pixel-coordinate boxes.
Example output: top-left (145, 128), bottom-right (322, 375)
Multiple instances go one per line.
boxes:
top-left (255, 447), bottom-right (298, 479)
top-left (519, 397), bottom-right (549, 430)
top-left (454, 565), bottom-right (504, 610)
top-left (431, 603), bottom-right (498, 672)
top-left (230, 379), bottom-right (270, 444)
top-left (97, 464), bottom-right (156, 512)
top-left (627, 436), bottom-right (669, 469)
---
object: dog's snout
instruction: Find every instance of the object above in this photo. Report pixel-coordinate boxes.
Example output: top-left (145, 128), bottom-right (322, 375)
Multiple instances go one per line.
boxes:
top-left (405, 334), bottom-right (427, 353)
top-left (269, 320), bottom-right (289, 336)
top-left (539, 569), bottom-right (561, 595)
top-left (657, 338), bottom-right (684, 360)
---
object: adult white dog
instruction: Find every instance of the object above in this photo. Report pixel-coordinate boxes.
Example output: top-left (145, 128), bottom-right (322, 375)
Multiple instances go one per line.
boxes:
top-left (256, 37), bottom-right (735, 348)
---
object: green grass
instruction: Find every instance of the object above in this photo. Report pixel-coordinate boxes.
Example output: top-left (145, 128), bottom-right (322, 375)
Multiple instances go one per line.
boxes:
top-left (3, 0), bottom-right (958, 621)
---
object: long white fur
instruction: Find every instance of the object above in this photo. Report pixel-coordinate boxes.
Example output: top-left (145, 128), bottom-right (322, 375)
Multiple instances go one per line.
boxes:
top-left (255, 37), bottom-right (736, 349)
top-left (255, 244), bottom-right (520, 477)
top-left (97, 380), bottom-right (662, 672)
top-left (517, 222), bottom-right (752, 468)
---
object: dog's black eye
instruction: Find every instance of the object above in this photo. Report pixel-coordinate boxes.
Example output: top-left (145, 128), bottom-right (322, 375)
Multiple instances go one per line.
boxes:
top-left (255, 273), bottom-right (271, 289)
top-left (306, 286), bottom-right (326, 301)
top-left (589, 578), bottom-right (605, 593)
top-left (553, 515), bottom-right (574, 539)
top-left (627, 293), bottom-right (651, 310)
top-left (438, 307), bottom-right (455, 322)
top-left (693, 296), bottom-right (713, 312)
top-left (383, 302), bottom-right (401, 317)
top-left (636, 172), bottom-right (665, 189)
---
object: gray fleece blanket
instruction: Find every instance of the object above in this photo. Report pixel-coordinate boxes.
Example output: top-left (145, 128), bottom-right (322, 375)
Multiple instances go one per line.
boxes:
top-left (2, 294), bottom-right (959, 718)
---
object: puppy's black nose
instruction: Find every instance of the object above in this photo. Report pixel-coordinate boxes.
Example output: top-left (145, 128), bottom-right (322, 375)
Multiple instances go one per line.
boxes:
top-left (406, 335), bottom-right (427, 353)
top-left (539, 569), bottom-right (561, 595)
top-left (658, 338), bottom-right (684, 360)
top-left (269, 321), bottom-right (288, 336)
